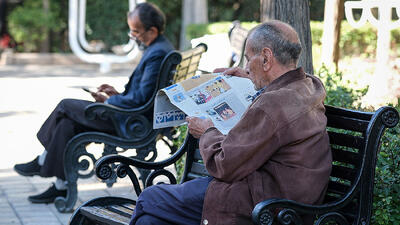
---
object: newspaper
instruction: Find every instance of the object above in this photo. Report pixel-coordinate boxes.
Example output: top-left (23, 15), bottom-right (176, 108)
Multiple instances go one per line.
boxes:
top-left (153, 73), bottom-right (257, 134)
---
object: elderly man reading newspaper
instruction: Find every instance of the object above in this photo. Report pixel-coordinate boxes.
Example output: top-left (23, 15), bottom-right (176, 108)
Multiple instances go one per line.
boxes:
top-left (130, 20), bottom-right (332, 225)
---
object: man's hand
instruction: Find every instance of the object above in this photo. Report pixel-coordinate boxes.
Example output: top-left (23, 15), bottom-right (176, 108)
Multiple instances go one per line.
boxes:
top-left (213, 68), bottom-right (229, 73)
top-left (97, 84), bottom-right (119, 96)
top-left (222, 67), bottom-right (249, 78)
top-left (91, 92), bottom-right (108, 103)
top-left (186, 117), bottom-right (214, 139)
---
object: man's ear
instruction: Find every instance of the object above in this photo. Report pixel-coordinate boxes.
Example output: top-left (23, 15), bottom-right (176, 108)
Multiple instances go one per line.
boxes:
top-left (146, 27), bottom-right (159, 44)
top-left (262, 47), bottom-right (273, 71)
top-left (149, 27), bottom-right (159, 37)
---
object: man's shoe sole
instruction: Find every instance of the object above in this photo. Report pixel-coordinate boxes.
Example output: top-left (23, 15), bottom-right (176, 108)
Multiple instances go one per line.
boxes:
top-left (13, 167), bottom-right (41, 177)
top-left (28, 196), bottom-right (56, 204)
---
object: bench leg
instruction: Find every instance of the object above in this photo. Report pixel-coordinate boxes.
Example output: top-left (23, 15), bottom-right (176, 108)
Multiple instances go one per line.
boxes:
top-left (57, 132), bottom-right (159, 213)
top-left (55, 181), bottom-right (78, 213)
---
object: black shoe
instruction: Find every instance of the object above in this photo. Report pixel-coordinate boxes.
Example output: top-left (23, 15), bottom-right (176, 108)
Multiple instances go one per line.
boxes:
top-left (14, 156), bottom-right (41, 176)
top-left (28, 184), bottom-right (67, 204)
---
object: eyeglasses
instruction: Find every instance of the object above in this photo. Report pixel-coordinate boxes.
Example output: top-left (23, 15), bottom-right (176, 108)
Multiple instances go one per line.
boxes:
top-left (128, 29), bottom-right (148, 41)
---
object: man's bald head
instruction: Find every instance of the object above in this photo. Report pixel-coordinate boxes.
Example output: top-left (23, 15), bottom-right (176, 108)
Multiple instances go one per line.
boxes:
top-left (247, 20), bottom-right (302, 67)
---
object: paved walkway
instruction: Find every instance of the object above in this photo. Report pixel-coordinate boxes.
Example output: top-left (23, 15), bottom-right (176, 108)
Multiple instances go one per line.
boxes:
top-left (0, 64), bottom-right (171, 225)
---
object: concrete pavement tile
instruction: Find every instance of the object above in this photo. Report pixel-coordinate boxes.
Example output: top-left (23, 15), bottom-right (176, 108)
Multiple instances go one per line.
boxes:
top-left (0, 218), bottom-right (21, 225)
top-left (48, 206), bottom-right (72, 225)
top-left (0, 64), bottom-right (139, 225)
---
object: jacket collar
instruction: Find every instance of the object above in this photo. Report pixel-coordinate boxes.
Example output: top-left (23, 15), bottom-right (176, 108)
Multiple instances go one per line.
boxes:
top-left (265, 67), bottom-right (305, 92)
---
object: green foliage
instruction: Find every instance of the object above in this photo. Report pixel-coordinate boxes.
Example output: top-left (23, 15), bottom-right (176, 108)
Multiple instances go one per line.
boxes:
top-left (311, 21), bottom-right (400, 58)
top-left (186, 21), bottom-right (258, 41)
top-left (315, 65), bottom-right (366, 108)
top-left (85, 0), bottom-right (129, 52)
top-left (172, 125), bottom-right (188, 181)
top-left (8, 0), bottom-right (66, 52)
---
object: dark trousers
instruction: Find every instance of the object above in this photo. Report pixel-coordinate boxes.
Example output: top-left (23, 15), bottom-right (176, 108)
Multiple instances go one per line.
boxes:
top-left (130, 177), bottom-right (213, 225)
top-left (37, 98), bottom-right (115, 180)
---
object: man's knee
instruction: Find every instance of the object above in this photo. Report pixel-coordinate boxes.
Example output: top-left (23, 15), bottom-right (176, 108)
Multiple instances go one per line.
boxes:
top-left (137, 184), bottom-right (162, 203)
top-left (57, 98), bottom-right (75, 109)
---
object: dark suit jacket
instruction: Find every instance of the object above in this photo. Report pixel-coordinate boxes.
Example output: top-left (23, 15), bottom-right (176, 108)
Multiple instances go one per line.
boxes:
top-left (107, 35), bottom-right (174, 137)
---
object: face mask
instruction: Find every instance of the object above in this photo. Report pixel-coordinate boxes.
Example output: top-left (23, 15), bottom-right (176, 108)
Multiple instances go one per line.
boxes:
top-left (135, 39), bottom-right (148, 51)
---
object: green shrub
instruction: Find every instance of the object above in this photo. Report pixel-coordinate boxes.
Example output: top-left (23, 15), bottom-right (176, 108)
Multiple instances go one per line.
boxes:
top-left (8, 0), bottom-right (65, 52)
top-left (315, 65), bottom-right (367, 108)
top-left (172, 125), bottom-right (188, 181)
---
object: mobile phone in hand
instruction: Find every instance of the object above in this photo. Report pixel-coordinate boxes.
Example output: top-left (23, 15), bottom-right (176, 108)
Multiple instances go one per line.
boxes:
top-left (82, 87), bottom-right (96, 94)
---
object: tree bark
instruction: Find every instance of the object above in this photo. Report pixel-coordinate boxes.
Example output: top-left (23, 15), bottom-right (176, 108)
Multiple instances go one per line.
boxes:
top-left (260, 0), bottom-right (314, 74)
top-left (180, 0), bottom-right (208, 50)
top-left (321, 0), bottom-right (344, 70)
top-left (40, 0), bottom-right (50, 52)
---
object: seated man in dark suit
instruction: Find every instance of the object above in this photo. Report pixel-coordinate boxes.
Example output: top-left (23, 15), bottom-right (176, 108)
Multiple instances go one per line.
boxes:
top-left (13, 2), bottom-right (174, 204)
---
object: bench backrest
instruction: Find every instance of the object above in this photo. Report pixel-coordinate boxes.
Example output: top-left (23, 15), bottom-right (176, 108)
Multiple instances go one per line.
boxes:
top-left (148, 43), bottom-right (208, 110)
top-left (322, 105), bottom-right (398, 223)
top-left (228, 21), bottom-right (249, 68)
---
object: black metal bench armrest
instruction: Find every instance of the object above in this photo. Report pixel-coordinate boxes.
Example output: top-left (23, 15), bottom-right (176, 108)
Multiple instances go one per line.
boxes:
top-left (95, 134), bottom-right (193, 195)
top-left (85, 103), bottom-right (154, 139)
top-left (252, 198), bottom-right (352, 225)
top-left (85, 102), bottom-right (152, 119)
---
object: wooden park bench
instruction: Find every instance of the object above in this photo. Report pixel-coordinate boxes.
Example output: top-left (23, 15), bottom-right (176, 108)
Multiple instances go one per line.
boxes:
top-left (68, 105), bottom-right (399, 225)
top-left (228, 20), bottom-right (249, 68)
top-left (54, 43), bottom-right (208, 213)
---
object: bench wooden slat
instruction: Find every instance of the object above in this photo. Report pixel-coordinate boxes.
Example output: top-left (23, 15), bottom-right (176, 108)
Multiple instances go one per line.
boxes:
top-left (326, 180), bottom-right (351, 196)
top-left (190, 162), bottom-right (209, 176)
top-left (121, 203), bottom-right (135, 211)
top-left (327, 115), bottom-right (369, 132)
top-left (107, 204), bottom-right (135, 218)
top-left (80, 206), bottom-right (131, 225)
top-left (328, 132), bottom-right (364, 149)
top-left (331, 148), bottom-right (360, 166)
top-left (330, 165), bottom-right (356, 182)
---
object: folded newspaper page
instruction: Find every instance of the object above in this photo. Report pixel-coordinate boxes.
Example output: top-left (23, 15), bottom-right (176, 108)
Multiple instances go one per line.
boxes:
top-left (153, 73), bottom-right (257, 134)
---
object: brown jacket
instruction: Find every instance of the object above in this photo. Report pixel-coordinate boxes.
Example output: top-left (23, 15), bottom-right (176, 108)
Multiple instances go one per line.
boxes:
top-left (199, 68), bottom-right (332, 225)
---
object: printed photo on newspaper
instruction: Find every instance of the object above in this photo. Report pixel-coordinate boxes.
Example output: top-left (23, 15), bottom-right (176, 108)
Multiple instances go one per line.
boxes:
top-left (153, 73), bottom-right (257, 134)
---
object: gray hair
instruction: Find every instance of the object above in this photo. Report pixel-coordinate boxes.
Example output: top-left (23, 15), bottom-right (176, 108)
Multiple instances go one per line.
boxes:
top-left (247, 22), bottom-right (302, 66)
top-left (128, 2), bottom-right (166, 34)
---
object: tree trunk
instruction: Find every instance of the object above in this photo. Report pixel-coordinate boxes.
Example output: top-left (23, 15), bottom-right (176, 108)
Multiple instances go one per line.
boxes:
top-left (180, 0), bottom-right (208, 50)
top-left (40, 0), bottom-right (50, 52)
top-left (321, 0), bottom-right (344, 70)
top-left (260, 0), bottom-right (314, 74)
